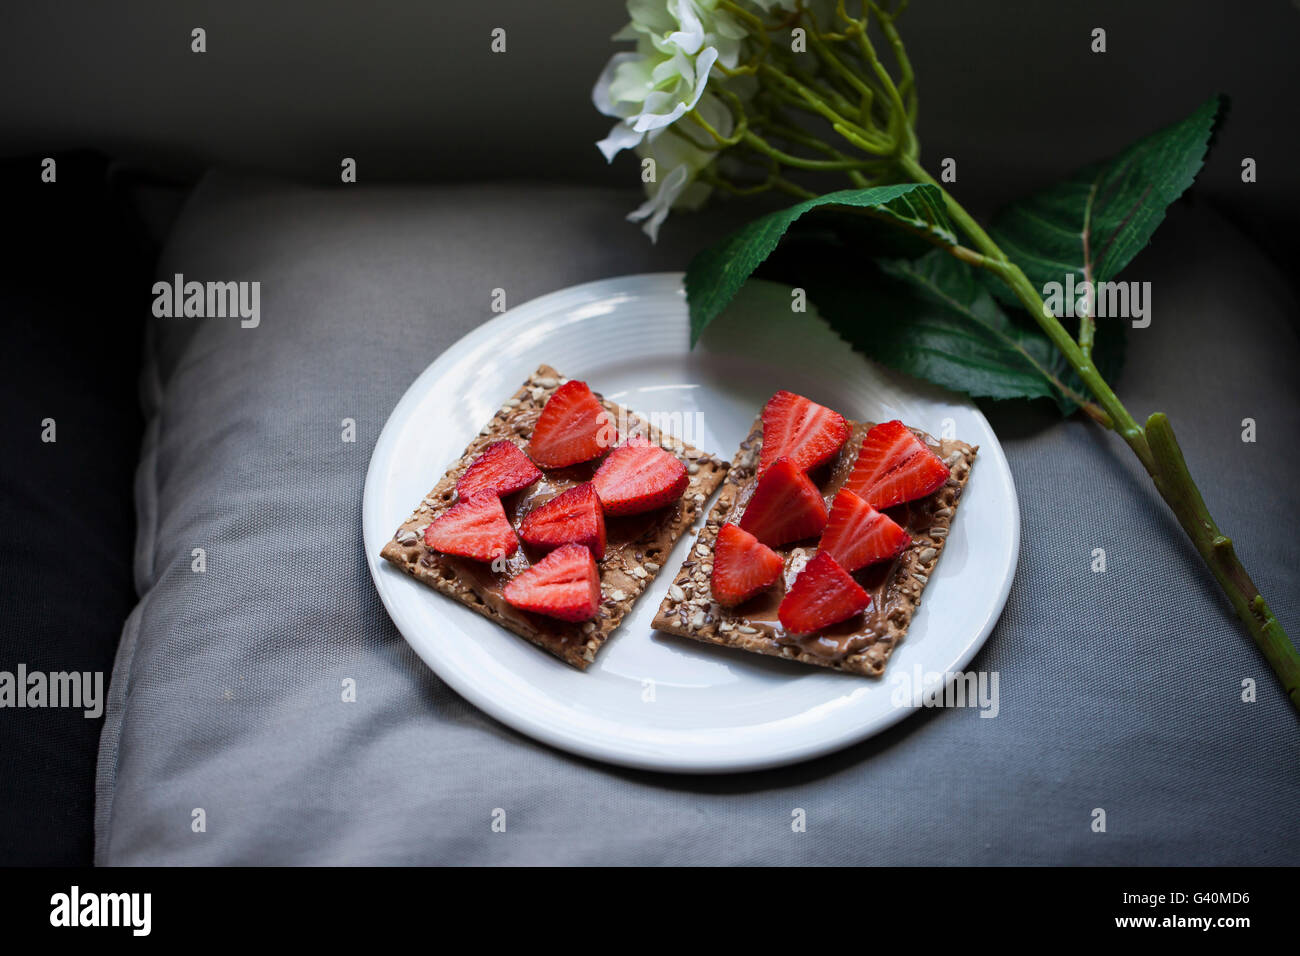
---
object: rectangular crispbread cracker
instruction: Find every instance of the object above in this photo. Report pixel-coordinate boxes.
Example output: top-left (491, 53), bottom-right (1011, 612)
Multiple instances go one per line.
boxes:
top-left (380, 364), bottom-right (728, 669)
top-left (652, 415), bottom-right (976, 676)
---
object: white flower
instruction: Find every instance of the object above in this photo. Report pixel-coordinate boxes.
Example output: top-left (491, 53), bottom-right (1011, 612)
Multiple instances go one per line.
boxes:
top-left (593, 1), bottom-right (745, 157)
top-left (593, 0), bottom-right (755, 239)
top-left (626, 92), bottom-right (733, 241)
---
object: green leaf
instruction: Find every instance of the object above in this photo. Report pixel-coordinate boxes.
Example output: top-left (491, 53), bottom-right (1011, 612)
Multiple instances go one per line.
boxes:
top-left (684, 99), bottom-right (1219, 418)
top-left (686, 184), bottom-right (956, 345)
top-left (793, 249), bottom-right (1096, 414)
top-left (988, 95), bottom-right (1222, 294)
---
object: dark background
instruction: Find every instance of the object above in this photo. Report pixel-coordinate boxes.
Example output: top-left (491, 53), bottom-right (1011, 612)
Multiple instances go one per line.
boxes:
top-left (3, 1), bottom-right (1299, 256)
top-left (0, 0), bottom-right (1296, 865)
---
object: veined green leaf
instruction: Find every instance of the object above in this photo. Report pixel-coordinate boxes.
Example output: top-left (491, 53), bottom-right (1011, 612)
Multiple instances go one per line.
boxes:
top-left (867, 252), bottom-right (1095, 413)
top-left (684, 100), bottom-right (1216, 418)
top-left (988, 95), bottom-right (1222, 294)
top-left (686, 184), bottom-right (956, 344)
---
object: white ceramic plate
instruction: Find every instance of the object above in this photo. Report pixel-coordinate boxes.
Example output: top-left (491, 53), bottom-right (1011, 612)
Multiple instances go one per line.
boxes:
top-left (363, 274), bottom-right (1018, 773)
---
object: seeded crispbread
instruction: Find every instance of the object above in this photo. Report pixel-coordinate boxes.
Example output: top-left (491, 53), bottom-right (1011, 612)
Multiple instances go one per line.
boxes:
top-left (652, 415), bottom-right (976, 676)
top-left (380, 364), bottom-right (728, 670)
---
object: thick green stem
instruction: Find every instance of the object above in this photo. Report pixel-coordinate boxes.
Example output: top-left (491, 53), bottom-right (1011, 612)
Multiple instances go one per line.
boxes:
top-left (896, 155), bottom-right (1150, 462)
top-left (1146, 415), bottom-right (1300, 707)
top-left (895, 153), bottom-right (1299, 711)
top-left (735, 8), bottom-right (1299, 709)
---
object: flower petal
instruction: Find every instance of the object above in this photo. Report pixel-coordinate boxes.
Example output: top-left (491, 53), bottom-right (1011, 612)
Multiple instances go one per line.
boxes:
top-left (627, 162), bottom-right (692, 242)
top-left (596, 121), bottom-right (645, 162)
top-left (592, 51), bottom-right (642, 116)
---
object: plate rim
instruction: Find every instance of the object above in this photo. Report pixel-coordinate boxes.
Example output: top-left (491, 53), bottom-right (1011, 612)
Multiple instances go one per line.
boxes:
top-left (363, 271), bottom-right (1020, 773)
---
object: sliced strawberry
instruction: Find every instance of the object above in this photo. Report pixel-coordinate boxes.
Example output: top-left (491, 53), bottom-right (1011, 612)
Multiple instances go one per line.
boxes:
top-left (818, 488), bottom-right (911, 572)
top-left (778, 552), bottom-right (871, 634)
top-left (457, 440), bottom-right (542, 501)
top-left (502, 542), bottom-right (601, 622)
top-left (425, 495), bottom-right (519, 562)
top-left (711, 523), bottom-right (783, 607)
top-left (738, 456), bottom-right (828, 547)
top-left (519, 482), bottom-right (607, 559)
top-left (844, 420), bottom-right (950, 508)
top-left (592, 436), bottom-right (689, 516)
top-left (527, 380), bottom-right (615, 468)
top-left (758, 390), bottom-right (850, 476)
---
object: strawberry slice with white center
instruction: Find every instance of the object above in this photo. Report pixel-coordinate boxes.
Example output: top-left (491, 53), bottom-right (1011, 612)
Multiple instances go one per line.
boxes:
top-left (711, 523), bottom-right (784, 607)
top-left (519, 482), bottom-right (607, 559)
top-left (818, 488), bottom-right (911, 572)
top-left (502, 542), bottom-right (601, 622)
top-left (527, 380), bottom-right (616, 468)
top-left (844, 420), bottom-right (950, 509)
top-left (778, 551), bottom-right (871, 634)
top-left (456, 440), bottom-right (542, 501)
top-left (758, 390), bottom-right (850, 476)
top-left (425, 494), bottom-right (519, 562)
top-left (738, 456), bottom-right (828, 547)
top-left (592, 436), bottom-right (688, 516)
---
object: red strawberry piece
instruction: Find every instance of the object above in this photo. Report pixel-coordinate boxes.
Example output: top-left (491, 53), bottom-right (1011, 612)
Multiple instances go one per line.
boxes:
top-left (844, 420), bottom-right (950, 509)
top-left (519, 482), bottom-right (607, 560)
top-left (592, 436), bottom-right (689, 516)
top-left (502, 542), bottom-right (601, 623)
top-left (818, 488), bottom-right (911, 572)
top-left (527, 380), bottom-right (616, 468)
top-left (738, 456), bottom-right (828, 547)
top-left (778, 552), bottom-right (871, 634)
top-left (711, 523), bottom-right (784, 607)
top-left (758, 390), bottom-right (850, 476)
top-left (425, 494), bottom-right (519, 562)
top-left (456, 440), bottom-right (542, 501)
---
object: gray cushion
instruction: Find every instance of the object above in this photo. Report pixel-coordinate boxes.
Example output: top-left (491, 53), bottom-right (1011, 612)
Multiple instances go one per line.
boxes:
top-left (97, 172), bottom-right (1300, 864)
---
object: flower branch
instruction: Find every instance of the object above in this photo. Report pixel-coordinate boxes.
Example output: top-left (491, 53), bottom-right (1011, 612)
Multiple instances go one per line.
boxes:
top-left (592, 0), bottom-right (1300, 708)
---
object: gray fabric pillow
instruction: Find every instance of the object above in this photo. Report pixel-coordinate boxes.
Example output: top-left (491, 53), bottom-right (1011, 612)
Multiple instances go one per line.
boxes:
top-left (97, 172), bottom-right (1300, 864)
